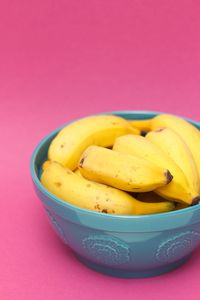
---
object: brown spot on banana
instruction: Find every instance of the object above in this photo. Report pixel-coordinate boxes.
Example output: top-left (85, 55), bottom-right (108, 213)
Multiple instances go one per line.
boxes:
top-left (94, 204), bottom-right (101, 210)
top-left (65, 169), bottom-right (72, 175)
top-left (165, 170), bottom-right (173, 184)
top-left (54, 182), bottom-right (62, 187)
top-left (154, 128), bottom-right (165, 133)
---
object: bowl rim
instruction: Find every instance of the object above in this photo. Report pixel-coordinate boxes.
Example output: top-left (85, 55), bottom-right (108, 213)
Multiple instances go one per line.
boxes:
top-left (30, 110), bottom-right (200, 225)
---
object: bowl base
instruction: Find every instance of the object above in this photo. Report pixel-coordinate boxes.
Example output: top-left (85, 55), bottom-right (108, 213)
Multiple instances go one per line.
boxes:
top-left (76, 254), bottom-right (191, 278)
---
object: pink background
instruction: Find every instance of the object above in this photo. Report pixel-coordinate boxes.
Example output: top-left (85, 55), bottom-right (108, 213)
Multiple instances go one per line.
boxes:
top-left (1, 1), bottom-right (200, 299)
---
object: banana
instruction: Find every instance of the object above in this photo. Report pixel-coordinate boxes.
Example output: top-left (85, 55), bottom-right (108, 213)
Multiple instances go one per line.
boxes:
top-left (129, 119), bottom-right (152, 133)
top-left (42, 160), bottom-right (51, 171)
top-left (48, 115), bottom-right (139, 170)
top-left (41, 161), bottom-right (174, 215)
top-left (78, 145), bottom-right (172, 192)
top-left (75, 168), bottom-right (174, 209)
top-left (113, 135), bottom-right (196, 204)
top-left (151, 114), bottom-right (200, 180)
top-left (146, 128), bottom-right (200, 196)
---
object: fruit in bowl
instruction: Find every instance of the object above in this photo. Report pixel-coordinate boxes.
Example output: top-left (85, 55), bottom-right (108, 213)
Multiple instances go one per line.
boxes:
top-left (30, 111), bottom-right (200, 278)
top-left (41, 112), bottom-right (200, 212)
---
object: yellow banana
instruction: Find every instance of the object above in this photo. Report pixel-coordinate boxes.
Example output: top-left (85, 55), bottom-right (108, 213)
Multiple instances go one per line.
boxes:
top-left (129, 119), bottom-right (151, 133)
top-left (151, 114), bottom-right (200, 180)
top-left (41, 161), bottom-right (174, 215)
top-left (48, 115), bottom-right (139, 170)
top-left (146, 128), bottom-right (200, 196)
top-left (42, 160), bottom-right (51, 171)
top-left (78, 145), bottom-right (172, 192)
top-left (113, 135), bottom-right (196, 204)
top-left (75, 168), bottom-right (175, 211)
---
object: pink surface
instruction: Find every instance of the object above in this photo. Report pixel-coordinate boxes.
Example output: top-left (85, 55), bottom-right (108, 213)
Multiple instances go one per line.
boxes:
top-left (1, 1), bottom-right (200, 299)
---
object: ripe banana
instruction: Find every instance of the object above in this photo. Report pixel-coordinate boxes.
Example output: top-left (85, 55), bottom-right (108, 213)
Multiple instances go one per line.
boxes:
top-left (129, 119), bottom-right (151, 133)
top-left (75, 167), bottom-right (175, 208)
top-left (48, 115), bottom-right (139, 170)
top-left (151, 114), bottom-right (200, 180)
top-left (41, 161), bottom-right (174, 215)
top-left (78, 145), bottom-right (172, 192)
top-left (113, 135), bottom-right (196, 204)
top-left (146, 128), bottom-right (200, 196)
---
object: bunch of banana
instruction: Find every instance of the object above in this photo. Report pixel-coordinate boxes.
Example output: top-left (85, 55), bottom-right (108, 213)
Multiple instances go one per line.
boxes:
top-left (150, 114), bottom-right (200, 180)
top-left (41, 161), bottom-right (174, 215)
top-left (48, 114), bottom-right (139, 170)
top-left (78, 145), bottom-right (172, 192)
top-left (129, 113), bottom-right (200, 203)
top-left (146, 128), bottom-right (200, 197)
top-left (40, 113), bottom-right (200, 216)
top-left (113, 134), bottom-right (199, 204)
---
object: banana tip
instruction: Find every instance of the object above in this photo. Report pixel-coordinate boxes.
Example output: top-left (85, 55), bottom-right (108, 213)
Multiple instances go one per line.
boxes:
top-left (165, 170), bottom-right (173, 184)
top-left (141, 130), bottom-right (148, 137)
top-left (191, 197), bottom-right (200, 206)
top-left (79, 157), bottom-right (85, 167)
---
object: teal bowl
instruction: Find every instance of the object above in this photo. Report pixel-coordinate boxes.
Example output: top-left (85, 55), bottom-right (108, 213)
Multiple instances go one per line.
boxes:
top-left (30, 111), bottom-right (200, 278)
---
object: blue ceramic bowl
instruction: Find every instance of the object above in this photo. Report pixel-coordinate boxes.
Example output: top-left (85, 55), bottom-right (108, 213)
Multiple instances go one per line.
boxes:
top-left (30, 111), bottom-right (200, 278)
